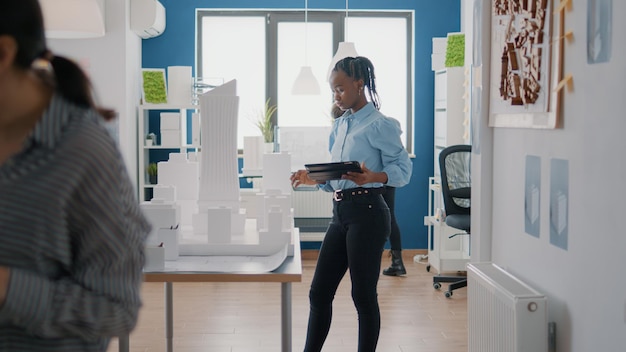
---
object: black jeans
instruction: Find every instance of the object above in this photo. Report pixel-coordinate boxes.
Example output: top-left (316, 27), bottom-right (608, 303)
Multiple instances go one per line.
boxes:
top-left (303, 192), bottom-right (391, 352)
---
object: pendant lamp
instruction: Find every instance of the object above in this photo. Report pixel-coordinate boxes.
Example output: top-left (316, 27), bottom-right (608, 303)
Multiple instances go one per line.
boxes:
top-left (326, 0), bottom-right (359, 80)
top-left (292, 0), bottom-right (321, 95)
top-left (40, 0), bottom-right (105, 39)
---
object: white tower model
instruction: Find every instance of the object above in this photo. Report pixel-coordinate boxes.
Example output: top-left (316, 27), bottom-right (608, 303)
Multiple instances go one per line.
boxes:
top-left (192, 79), bottom-right (246, 238)
top-left (144, 80), bottom-right (295, 261)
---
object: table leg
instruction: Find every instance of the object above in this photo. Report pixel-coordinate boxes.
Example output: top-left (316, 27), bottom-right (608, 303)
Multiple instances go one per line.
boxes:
top-left (281, 282), bottom-right (292, 352)
top-left (165, 282), bottom-right (173, 352)
top-left (118, 334), bottom-right (129, 352)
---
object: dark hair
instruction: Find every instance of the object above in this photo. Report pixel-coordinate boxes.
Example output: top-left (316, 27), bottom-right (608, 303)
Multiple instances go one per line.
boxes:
top-left (331, 104), bottom-right (343, 119)
top-left (0, 0), bottom-right (115, 120)
top-left (332, 56), bottom-right (381, 110)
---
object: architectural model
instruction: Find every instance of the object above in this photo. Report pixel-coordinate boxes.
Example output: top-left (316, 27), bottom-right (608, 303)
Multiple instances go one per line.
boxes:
top-left (140, 79), bottom-right (296, 268)
top-left (493, 0), bottom-right (550, 109)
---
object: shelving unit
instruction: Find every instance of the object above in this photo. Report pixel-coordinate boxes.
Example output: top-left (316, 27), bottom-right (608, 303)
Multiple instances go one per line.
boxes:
top-left (434, 67), bottom-right (465, 177)
top-left (425, 67), bottom-right (469, 274)
top-left (137, 103), bottom-right (200, 201)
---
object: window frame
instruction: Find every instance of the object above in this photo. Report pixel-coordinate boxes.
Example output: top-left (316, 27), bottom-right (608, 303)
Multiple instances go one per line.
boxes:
top-left (196, 9), bottom-right (414, 152)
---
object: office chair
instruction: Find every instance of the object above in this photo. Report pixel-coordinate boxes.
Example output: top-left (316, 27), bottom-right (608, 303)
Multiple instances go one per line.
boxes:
top-left (433, 144), bottom-right (471, 298)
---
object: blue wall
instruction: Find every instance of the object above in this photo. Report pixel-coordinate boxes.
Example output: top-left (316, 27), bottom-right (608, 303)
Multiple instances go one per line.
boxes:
top-left (142, 0), bottom-right (460, 249)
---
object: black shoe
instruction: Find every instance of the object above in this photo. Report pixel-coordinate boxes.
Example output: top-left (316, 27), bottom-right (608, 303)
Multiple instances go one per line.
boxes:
top-left (383, 250), bottom-right (406, 276)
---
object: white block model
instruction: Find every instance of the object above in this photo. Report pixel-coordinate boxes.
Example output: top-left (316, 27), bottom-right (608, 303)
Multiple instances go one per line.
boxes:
top-left (141, 79), bottom-right (295, 258)
top-left (140, 184), bottom-right (181, 260)
top-left (262, 152), bottom-right (292, 195)
top-left (241, 135), bottom-right (264, 176)
top-left (192, 79), bottom-right (246, 237)
top-left (158, 153), bottom-right (198, 227)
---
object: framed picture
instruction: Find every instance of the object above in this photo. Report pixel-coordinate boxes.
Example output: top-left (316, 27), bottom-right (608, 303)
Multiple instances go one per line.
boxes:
top-left (489, 0), bottom-right (564, 129)
top-left (141, 68), bottom-right (167, 104)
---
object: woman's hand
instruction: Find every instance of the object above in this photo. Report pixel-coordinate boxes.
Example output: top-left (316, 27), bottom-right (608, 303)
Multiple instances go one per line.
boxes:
top-left (290, 169), bottom-right (318, 188)
top-left (342, 162), bottom-right (388, 186)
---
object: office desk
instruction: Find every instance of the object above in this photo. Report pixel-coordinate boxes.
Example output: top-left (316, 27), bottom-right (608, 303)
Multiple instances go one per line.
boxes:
top-left (119, 239), bottom-right (302, 352)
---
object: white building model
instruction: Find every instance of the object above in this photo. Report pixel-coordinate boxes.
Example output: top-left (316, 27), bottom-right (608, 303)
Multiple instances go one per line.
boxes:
top-left (141, 79), bottom-right (295, 261)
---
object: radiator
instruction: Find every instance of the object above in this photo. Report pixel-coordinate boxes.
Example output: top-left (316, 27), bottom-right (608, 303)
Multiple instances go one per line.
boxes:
top-left (292, 189), bottom-right (333, 218)
top-left (468, 262), bottom-right (548, 352)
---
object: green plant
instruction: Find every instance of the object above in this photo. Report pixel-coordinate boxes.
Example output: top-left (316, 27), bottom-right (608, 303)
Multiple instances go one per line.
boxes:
top-left (254, 98), bottom-right (278, 143)
top-left (445, 33), bottom-right (465, 67)
top-left (146, 132), bottom-right (156, 141)
top-left (147, 162), bottom-right (158, 177)
top-left (142, 70), bottom-right (167, 104)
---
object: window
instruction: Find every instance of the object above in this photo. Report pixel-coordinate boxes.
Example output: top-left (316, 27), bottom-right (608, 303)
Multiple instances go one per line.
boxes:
top-left (198, 15), bottom-right (266, 145)
top-left (197, 10), bottom-right (413, 152)
top-left (277, 20), bottom-right (333, 127)
top-left (346, 16), bottom-right (409, 147)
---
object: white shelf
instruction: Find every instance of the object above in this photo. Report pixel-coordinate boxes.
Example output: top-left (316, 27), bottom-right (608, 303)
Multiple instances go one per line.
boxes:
top-left (426, 68), bottom-right (470, 274)
top-left (433, 68), bottom-right (465, 178)
top-left (142, 145), bottom-right (201, 150)
top-left (140, 103), bottom-right (198, 110)
top-left (137, 104), bottom-right (201, 201)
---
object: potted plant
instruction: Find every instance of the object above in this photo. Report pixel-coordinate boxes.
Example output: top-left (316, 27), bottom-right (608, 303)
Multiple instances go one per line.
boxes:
top-left (147, 162), bottom-right (158, 184)
top-left (254, 98), bottom-right (278, 145)
top-left (145, 132), bottom-right (157, 146)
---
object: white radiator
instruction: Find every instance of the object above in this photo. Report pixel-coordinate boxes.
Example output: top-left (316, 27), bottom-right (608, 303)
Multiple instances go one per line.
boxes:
top-left (468, 262), bottom-right (548, 352)
top-left (292, 189), bottom-right (333, 218)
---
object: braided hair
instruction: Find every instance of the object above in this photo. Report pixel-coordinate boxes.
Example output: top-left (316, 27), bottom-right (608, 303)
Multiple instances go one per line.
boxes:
top-left (332, 56), bottom-right (381, 110)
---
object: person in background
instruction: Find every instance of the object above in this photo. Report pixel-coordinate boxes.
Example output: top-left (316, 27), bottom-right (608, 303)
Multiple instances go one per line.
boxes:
top-left (0, 1), bottom-right (151, 351)
top-left (380, 186), bottom-right (406, 276)
top-left (291, 56), bottom-right (412, 352)
top-left (330, 104), bottom-right (407, 276)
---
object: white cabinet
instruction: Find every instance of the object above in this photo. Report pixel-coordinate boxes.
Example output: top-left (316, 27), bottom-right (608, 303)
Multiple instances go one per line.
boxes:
top-left (137, 103), bottom-right (200, 201)
top-left (424, 67), bottom-right (469, 274)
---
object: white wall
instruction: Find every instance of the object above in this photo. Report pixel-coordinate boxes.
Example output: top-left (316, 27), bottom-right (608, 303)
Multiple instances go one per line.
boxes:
top-left (48, 0), bottom-right (142, 188)
top-left (468, 0), bottom-right (626, 350)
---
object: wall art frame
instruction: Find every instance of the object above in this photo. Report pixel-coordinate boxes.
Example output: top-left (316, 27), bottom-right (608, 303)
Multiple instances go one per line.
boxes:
top-left (489, 0), bottom-right (565, 129)
top-left (141, 68), bottom-right (168, 104)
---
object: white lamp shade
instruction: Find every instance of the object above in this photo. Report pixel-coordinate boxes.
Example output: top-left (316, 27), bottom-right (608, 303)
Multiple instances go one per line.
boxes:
top-left (326, 42), bottom-right (359, 80)
top-left (292, 66), bottom-right (321, 95)
top-left (41, 0), bottom-right (105, 39)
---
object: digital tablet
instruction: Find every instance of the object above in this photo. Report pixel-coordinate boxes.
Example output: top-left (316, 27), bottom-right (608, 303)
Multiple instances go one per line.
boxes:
top-left (305, 161), bottom-right (362, 181)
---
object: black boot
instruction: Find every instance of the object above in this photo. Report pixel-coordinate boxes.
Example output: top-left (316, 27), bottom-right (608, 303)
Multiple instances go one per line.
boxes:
top-left (383, 250), bottom-right (406, 276)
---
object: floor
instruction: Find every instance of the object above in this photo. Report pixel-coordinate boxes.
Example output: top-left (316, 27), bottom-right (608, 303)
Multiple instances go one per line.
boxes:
top-left (107, 250), bottom-right (467, 352)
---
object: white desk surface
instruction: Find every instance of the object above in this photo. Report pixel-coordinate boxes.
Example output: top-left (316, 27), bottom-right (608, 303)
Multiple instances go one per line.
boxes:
top-left (143, 234), bottom-right (302, 283)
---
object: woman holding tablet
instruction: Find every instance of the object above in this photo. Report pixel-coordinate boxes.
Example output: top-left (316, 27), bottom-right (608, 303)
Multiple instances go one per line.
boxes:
top-left (290, 56), bottom-right (412, 352)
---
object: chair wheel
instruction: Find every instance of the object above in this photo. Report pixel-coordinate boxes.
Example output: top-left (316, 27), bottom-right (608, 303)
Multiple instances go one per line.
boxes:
top-left (445, 291), bottom-right (453, 298)
top-left (433, 282), bottom-right (441, 290)
top-left (426, 265), bottom-right (431, 272)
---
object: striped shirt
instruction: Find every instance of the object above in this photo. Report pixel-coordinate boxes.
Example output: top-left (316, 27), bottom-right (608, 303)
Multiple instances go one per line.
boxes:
top-left (0, 95), bottom-right (151, 351)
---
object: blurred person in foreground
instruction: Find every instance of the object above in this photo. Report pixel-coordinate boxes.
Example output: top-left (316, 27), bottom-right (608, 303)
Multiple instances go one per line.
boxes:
top-left (0, 1), bottom-right (151, 350)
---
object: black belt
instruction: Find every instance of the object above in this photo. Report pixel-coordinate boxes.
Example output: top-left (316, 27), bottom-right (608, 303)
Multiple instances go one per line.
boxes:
top-left (333, 187), bottom-right (385, 202)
